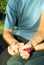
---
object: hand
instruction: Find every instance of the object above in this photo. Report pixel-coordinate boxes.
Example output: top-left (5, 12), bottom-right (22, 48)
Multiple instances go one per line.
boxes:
top-left (25, 42), bottom-right (33, 49)
top-left (19, 45), bottom-right (31, 59)
top-left (8, 42), bottom-right (19, 56)
top-left (20, 51), bottom-right (30, 60)
top-left (8, 42), bottom-right (24, 56)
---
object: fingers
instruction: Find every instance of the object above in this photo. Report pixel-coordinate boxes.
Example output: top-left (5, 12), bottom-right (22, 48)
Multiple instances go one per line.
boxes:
top-left (19, 45), bottom-right (30, 59)
top-left (8, 42), bottom-right (24, 56)
top-left (8, 43), bottom-right (19, 56)
top-left (8, 46), bottom-right (16, 56)
top-left (11, 44), bottom-right (19, 54)
top-left (19, 45), bottom-right (25, 53)
top-left (18, 43), bottom-right (24, 48)
top-left (20, 51), bottom-right (30, 59)
top-left (8, 42), bottom-right (31, 59)
top-left (19, 44), bottom-right (31, 53)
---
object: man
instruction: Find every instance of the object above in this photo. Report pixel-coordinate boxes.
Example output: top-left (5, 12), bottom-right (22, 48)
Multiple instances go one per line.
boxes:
top-left (0, 0), bottom-right (44, 65)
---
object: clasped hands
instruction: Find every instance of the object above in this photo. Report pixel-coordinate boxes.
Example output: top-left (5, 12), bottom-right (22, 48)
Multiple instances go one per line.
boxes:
top-left (8, 42), bottom-right (33, 60)
top-left (8, 31), bottom-right (44, 60)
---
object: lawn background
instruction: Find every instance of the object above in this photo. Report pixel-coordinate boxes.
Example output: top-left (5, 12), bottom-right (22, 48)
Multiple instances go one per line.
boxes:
top-left (0, 20), bottom-right (4, 34)
top-left (0, 0), bottom-right (8, 34)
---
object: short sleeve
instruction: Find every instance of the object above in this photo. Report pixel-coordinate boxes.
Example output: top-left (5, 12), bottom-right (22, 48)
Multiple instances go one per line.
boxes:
top-left (4, 0), bottom-right (18, 30)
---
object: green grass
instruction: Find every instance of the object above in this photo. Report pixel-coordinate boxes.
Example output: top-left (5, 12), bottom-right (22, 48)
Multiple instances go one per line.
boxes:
top-left (0, 20), bottom-right (4, 34)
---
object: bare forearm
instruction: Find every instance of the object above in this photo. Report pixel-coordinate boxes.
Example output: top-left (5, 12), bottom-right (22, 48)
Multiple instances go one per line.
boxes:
top-left (3, 31), bottom-right (19, 45)
top-left (34, 43), bottom-right (44, 51)
top-left (30, 31), bottom-right (44, 47)
top-left (29, 12), bottom-right (44, 47)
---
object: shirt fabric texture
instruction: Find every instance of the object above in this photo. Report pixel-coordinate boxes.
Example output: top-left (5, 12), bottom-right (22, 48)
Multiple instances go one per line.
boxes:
top-left (4, 0), bottom-right (44, 40)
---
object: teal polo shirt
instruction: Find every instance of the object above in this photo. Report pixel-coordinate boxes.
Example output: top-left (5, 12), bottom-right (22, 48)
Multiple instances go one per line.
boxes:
top-left (4, 0), bottom-right (44, 40)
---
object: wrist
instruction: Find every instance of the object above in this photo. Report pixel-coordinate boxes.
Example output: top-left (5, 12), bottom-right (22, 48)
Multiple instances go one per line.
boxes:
top-left (27, 42), bottom-right (35, 51)
top-left (11, 41), bottom-right (19, 46)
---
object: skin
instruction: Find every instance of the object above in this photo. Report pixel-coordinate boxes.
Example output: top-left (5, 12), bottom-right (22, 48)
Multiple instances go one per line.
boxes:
top-left (29, 11), bottom-right (44, 47)
top-left (3, 11), bottom-right (44, 59)
top-left (20, 11), bottom-right (44, 59)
